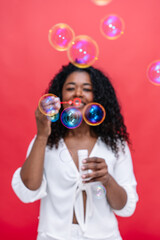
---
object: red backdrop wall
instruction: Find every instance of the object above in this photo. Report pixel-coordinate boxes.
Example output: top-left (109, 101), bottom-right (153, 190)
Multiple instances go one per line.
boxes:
top-left (0, 0), bottom-right (160, 239)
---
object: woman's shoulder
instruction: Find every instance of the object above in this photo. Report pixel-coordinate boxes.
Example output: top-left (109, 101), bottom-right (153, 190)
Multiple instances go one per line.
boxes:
top-left (98, 137), bottom-right (130, 156)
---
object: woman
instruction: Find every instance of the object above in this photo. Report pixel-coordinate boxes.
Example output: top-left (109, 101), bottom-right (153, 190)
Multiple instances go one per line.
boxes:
top-left (12, 63), bottom-right (138, 240)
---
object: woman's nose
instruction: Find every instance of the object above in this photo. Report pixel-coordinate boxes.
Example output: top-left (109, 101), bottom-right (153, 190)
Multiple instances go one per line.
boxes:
top-left (75, 87), bottom-right (83, 97)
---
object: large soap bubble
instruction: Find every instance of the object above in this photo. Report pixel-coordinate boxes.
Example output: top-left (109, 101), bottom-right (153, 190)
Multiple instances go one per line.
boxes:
top-left (100, 14), bottom-right (125, 40)
top-left (39, 94), bottom-right (61, 116)
top-left (83, 103), bottom-right (106, 126)
top-left (48, 23), bottom-right (75, 51)
top-left (60, 107), bottom-right (83, 129)
top-left (67, 35), bottom-right (99, 68)
top-left (147, 60), bottom-right (160, 86)
top-left (91, 0), bottom-right (112, 6)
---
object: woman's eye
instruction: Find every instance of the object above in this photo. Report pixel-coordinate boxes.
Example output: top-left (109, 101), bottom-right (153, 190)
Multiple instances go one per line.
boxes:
top-left (66, 88), bottom-right (75, 91)
top-left (83, 89), bottom-right (92, 92)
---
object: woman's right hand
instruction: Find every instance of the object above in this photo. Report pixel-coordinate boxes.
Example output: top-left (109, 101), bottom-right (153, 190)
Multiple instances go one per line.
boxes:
top-left (35, 108), bottom-right (51, 138)
top-left (35, 96), bottom-right (61, 138)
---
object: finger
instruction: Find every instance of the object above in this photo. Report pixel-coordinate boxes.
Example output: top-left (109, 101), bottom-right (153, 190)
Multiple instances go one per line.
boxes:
top-left (35, 107), bottom-right (43, 117)
top-left (54, 97), bottom-right (60, 103)
top-left (54, 98), bottom-right (61, 109)
top-left (81, 162), bottom-right (104, 171)
top-left (82, 157), bottom-right (104, 164)
top-left (35, 108), bottom-right (49, 121)
top-left (82, 169), bottom-right (106, 180)
top-left (41, 97), bottom-right (60, 107)
top-left (83, 172), bottom-right (107, 184)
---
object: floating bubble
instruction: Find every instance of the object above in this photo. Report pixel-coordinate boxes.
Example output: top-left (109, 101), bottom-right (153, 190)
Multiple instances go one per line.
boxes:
top-left (47, 112), bottom-right (59, 122)
top-left (100, 14), bottom-right (125, 40)
top-left (60, 107), bottom-right (83, 129)
top-left (91, 0), bottom-right (112, 6)
top-left (67, 35), bottom-right (99, 68)
top-left (147, 60), bottom-right (160, 86)
top-left (83, 103), bottom-right (106, 126)
top-left (93, 184), bottom-right (106, 199)
top-left (59, 149), bottom-right (73, 163)
top-left (39, 94), bottom-right (60, 116)
top-left (48, 23), bottom-right (75, 51)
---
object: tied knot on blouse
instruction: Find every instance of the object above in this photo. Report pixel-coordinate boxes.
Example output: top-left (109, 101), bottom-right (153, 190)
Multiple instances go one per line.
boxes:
top-left (74, 176), bottom-right (94, 233)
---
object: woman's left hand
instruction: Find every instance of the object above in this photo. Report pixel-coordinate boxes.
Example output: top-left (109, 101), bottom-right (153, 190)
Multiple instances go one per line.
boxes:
top-left (81, 157), bottom-right (110, 186)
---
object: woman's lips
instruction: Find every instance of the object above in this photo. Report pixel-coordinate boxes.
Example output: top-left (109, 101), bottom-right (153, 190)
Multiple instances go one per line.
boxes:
top-left (74, 102), bottom-right (85, 109)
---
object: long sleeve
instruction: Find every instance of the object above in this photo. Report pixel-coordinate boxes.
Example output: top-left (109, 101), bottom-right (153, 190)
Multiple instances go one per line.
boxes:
top-left (11, 136), bottom-right (47, 203)
top-left (11, 167), bottom-right (47, 203)
top-left (112, 143), bottom-right (138, 217)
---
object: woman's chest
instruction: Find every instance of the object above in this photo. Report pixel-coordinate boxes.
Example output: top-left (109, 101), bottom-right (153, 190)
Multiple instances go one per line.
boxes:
top-left (44, 139), bottom-right (117, 184)
top-left (63, 137), bottom-right (98, 170)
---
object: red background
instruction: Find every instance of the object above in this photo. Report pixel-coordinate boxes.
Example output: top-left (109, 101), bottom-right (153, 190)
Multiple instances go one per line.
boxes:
top-left (0, 0), bottom-right (160, 239)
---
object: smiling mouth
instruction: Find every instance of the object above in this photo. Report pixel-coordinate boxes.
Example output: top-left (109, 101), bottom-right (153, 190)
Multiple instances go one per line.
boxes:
top-left (74, 102), bottom-right (86, 109)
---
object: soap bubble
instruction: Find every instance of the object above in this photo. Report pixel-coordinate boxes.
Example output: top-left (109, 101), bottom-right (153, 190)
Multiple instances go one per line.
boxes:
top-left (147, 60), bottom-right (160, 86)
top-left (100, 14), bottom-right (125, 40)
top-left (83, 103), bottom-right (106, 126)
top-left (47, 112), bottom-right (59, 122)
top-left (60, 107), bottom-right (83, 129)
top-left (59, 149), bottom-right (73, 163)
top-left (48, 23), bottom-right (75, 51)
top-left (93, 184), bottom-right (106, 199)
top-left (67, 35), bottom-right (99, 68)
top-left (38, 94), bottom-right (61, 116)
top-left (91, 0), bottom-right (112, 6)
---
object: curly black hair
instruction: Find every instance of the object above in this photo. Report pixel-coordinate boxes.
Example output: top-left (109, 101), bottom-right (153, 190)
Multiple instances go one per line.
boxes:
top-left (45, 62), bottom-right (130, 156)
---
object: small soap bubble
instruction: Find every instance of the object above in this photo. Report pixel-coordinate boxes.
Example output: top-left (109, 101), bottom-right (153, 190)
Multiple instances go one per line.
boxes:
top-left (100, 14), bottom-right (125, 40)
top-left (47, 112), bottom-right (59, 122)
top-left (147, 60), bottom-right (160, 86)
top-left (67, 35), bottom-right (99, 68)
top-left (93, 184), bottom-right (106, 199)
top-left (91, 0), bottom-right (112, 6)
top-left (48, 23), bottom-right (75, 51)
top-left (83, 103), bottom-right (106, 126)
top-left (59, 149), bottom-right (73, 163)
top-left (60, 107), bottom-right (83, 129)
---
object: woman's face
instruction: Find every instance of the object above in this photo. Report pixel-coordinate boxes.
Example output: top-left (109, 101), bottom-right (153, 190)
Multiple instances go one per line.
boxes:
top-left (62, 71), bottom-right (94, 113)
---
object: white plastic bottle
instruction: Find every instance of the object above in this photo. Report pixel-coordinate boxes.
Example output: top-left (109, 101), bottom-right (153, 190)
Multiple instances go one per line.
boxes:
top-left (78, 149), bottom-right (92, 181)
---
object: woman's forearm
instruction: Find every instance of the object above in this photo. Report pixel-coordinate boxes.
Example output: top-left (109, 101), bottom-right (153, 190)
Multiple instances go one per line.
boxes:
top-left (20, 135), bottom-right (48, 190)
top-left (104, 174), bottom-right (127, 210)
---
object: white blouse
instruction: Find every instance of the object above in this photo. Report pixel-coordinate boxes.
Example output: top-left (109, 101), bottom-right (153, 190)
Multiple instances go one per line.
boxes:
top-left (11, 137), bottom-right (138, 240)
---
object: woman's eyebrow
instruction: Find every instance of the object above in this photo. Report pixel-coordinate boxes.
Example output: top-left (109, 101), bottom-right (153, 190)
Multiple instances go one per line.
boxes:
top-left (65, 82), bottom-right (76, 86)
top-left (65, 82), bottom-right (92, 86)
top-left (83, 83), bottom-right (92, 86)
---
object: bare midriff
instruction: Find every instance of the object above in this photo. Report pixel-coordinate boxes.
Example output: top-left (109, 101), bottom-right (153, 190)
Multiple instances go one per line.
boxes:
top-left (72, 191), bottom-right (87, 224)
